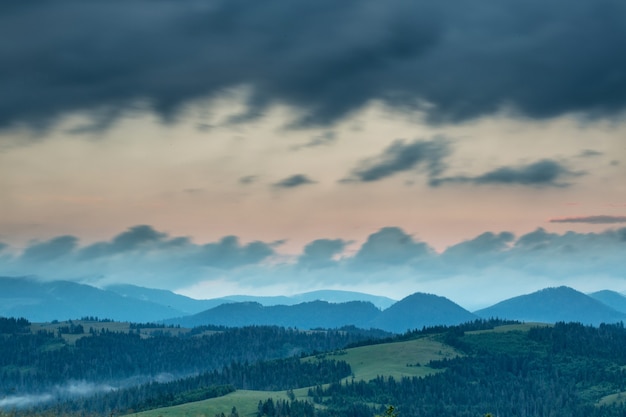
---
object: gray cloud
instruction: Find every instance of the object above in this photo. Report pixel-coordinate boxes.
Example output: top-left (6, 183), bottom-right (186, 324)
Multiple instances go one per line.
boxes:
top-left (1, 225), bottom-right (276, 288)
top-left (77, 226), bottom-right (273, 270)
top-left (441, 232), bottom-right (515, 269)
top-left (292, 131), bottom-right (337, 151)
top-left (2, 0), bottom-right (626, 133)
top-left (298, 239), bottom-right (347, 269)
top-left (514, 227), bottom-right (557, 249)
top-left (578, 149), bottom-right (603, 158)
top-left (352, 227), bottom-right (432, 267)
top-left (2, 225), bottom-right (626, 310)
top-left (443, 232), bottom-right (514, 258)
top-left (239, 175), bottom-right (258, 185)
top-left (196, 236), bottom-right (274, 269)
top-left (550, 215), bottom-right (626, 224)
top-left (79, 225), bottom-right (168, 260)
top-left (430, 159), bottom-right (580, 188)
top-left (21, 236), bottom-right (78, 262)
top-left (273, 174), bottom-right (316, 188)
top-left (346, 137), bottom-right (450, 182)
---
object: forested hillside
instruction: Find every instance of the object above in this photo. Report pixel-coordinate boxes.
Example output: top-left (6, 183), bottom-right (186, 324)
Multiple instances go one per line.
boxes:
top-left (308, 322), bottom-right (626, 417)
top-left (0, 317), bottom-right (383, 396)
top-left (5, 318), bottom-right (626, 417)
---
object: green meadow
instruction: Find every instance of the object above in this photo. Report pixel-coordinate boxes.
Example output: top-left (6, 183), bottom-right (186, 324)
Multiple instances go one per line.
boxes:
top-left (310, 336), bottom-right (461, 382)
top-left (129, 335), bottom-right (463, 417)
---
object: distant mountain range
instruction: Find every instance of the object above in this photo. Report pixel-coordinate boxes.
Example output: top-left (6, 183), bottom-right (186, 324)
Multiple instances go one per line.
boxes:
top-left (164, 293), bottom-right (478, 332)
top-left (0, 277), bottom-right (181, 323)
top-left (0, 277), bottom-right (396, 323)
top-left (166, 300), bottom-right (383, 329)
top-left (2, 276), bottom-right (626, 330)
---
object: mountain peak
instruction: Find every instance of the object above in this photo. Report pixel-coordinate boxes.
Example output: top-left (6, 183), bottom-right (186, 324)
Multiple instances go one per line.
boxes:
top-left (476, 286), bottom-right (626, 325)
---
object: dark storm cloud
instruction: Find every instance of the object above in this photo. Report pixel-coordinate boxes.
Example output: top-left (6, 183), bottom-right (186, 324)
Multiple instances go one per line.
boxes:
top-left (430, 159), bottom-right (580, 188)
top-left (346, 138), bottom-right (450, 182)
top-left (550, 215), bottom-right (626, 224)
top-left (272, 174), bottom-right (316, 188)
top-left (298, 239), bottom-right (347, 269)
top-left (20, 236), bottom-right (78, 262)
top-left (2, 0), bottom-right (626, 133)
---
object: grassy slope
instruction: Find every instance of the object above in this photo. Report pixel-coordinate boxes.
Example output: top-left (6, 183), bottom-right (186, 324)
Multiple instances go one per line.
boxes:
top-left (312, 336), bottom-right (460, 382)
top-left (127, 390), bottom-right (292, 417)
top-left (128, 335), bottom-right (462, 417)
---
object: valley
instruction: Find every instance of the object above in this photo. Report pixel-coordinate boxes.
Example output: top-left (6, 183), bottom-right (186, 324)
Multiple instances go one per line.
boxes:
top-left (3, 281), bottom-right (626, 417)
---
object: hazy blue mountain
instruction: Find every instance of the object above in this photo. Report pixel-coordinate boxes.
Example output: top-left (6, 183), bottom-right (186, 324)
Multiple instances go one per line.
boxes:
top-left (106, 285), bottom-right (396, 311)
top-left (288, 290), bottom-right (396, 309)
top-left (169, 292), bottom-right (475, 333)
top-left (370, 292), bottom-right (478, 333)
top-left (224, 290), bottom-right (396, 309)
top-left (0, 277), bottom-right (183, 322)
top-left (588, 290), bottom-right (626, 314)
top-left (475, 286), bottom-right (626, 325)
top-left (168, 300), bottom-right (382, 329)
top-left (106, 284), bottom-right (230, 314)
top-left (6, 277), bottom-right (626, 329)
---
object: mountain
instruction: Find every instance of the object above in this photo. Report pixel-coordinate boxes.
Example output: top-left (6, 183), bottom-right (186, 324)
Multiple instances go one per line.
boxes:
top-left (106, 285), bottom-right (396, 312)
top-left (588, 290), bottom-right (626, 314)
top-left (224, 290), bottom-right (396, 309)
top-left (169, 292), bottom-right (476, 333)
top-left (6, 277), bottom-right (626, 329)
top-left (0, 277), bottom-right (184, 322)
top-left (370, 292), bottom-right (478, 333)
top-left (288, 290), bottom-right (396, 309)
top-left (167, 300), bottom-right (382, 329)
top-left (475, 286), bottom-right (626, 325)
top-left (106, 284), bottom-right (229, 314)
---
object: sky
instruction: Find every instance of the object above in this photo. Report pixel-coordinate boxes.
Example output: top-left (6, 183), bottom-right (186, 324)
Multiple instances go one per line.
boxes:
top-left (1, 0), bottom-right (625, 310)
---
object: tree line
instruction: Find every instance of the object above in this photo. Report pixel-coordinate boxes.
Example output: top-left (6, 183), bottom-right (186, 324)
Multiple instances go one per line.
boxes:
top-left (42, 357), bottom-right (350, 415)
top-left (0, 321), bottom-right (380, 395)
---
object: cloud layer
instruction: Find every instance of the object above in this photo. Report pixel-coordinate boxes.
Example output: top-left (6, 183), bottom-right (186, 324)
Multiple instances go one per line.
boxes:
top-left (550, 215), bottom-right (626, 224)
top-left (346, 138), bottom-right (449, 182)
top-left (273, 174), bottom-right (316, 188)
top-left (430, 159), bottom-right (580, 188)
top-left (2, 224), bottom-right (626, 309)
top-left (2, 0), bottom-right (626, 132)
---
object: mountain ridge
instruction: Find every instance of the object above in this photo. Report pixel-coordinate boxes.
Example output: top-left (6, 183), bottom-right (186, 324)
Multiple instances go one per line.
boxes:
top-left (166, 293), bottom-right (477, 333)
top-left (3, 277), bottom-right (626, 329)
top-left (475, 286), bottom-right (626, 326)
